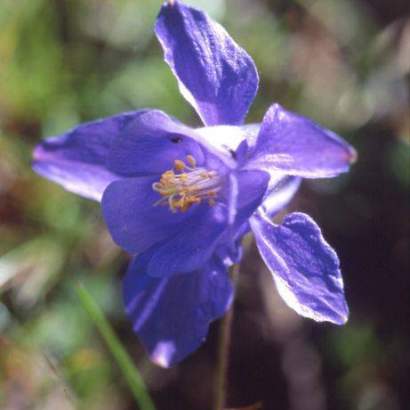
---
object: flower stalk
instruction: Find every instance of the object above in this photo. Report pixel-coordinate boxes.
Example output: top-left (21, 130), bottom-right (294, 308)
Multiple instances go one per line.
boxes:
top-left (214, 264), bottom-right (240, 410)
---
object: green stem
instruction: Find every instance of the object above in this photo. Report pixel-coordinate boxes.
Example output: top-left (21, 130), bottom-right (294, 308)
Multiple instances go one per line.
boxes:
top-left (75, 282), bottom-right (156, 410)
top-left (214, 264), bottom-right (240, 410)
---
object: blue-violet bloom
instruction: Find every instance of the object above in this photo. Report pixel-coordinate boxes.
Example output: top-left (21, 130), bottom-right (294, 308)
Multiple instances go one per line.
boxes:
top-left (33, 0), bottom-right (356, 367)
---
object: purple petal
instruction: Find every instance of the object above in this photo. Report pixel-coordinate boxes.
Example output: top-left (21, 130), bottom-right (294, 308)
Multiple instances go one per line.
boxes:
top-left (261, 176), bottom-right (301, 216)
top-left (101, 176), bottom-right (192, 254)
top-left (106, 110), bottom-right (205, 176)
top-left (250, 211), bottom-right (349, 324)
top-left (234, 169), bottom-right (270, 225)
top-left (145, 202), bottom-right (229, 277)
top-left (144, 169), bottom-right (268, 277)
top-left (32, 113), bottom-right (135, 201)
top-left (247, 104), bottom-right (357, 178)
top-left (123, 255), bottom-right (233, 367)
top-left (195, 124), bottom-right (258, 155)
top-left (32, 110), bottom-right (208, 201)
top-left (155, 1), bottom-right (258, 126)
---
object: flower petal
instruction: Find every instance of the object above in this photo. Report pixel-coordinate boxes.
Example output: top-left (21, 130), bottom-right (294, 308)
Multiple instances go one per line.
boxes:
top-left (101, 176), bottom-right (192, 254)
top-left (106, 109), bottom-right (205, 176)
top-left (143, 169), bottom-right (268, 278)
top-left (195, 124), bottom-right (259, 155)
top-left (123, 255), bottom-right (233, 367)
top-left (247, 104), bottom-right (357, 178)
top-left (103, 166), bottom-right (268, 276)
top-left (32, 113), bottom-right (134, 201)
top-left (145, 201), bottom-right (229, 277)
top-left (234, 169), bottom-right (270, 225)
top-left (33, 110), bottom-right (208, 202)
top-left (155, 1), bottom-right (259, 126)
top-left (250, 211), bottom-right (349, 324)
top-left (261, 176), bottom-right (301, 216)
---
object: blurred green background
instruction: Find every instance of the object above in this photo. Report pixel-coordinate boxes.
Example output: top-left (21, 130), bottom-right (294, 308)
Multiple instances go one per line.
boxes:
top-left (0, 0), bottom-right (409, 409)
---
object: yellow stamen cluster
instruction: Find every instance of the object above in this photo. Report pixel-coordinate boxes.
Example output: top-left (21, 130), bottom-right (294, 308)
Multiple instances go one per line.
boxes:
top-left (152, 155), bottom-right (221, 213)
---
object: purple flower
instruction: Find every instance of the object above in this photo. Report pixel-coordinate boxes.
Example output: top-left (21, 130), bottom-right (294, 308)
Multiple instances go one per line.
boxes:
top-left (33, 1), bottom-right (356, 367)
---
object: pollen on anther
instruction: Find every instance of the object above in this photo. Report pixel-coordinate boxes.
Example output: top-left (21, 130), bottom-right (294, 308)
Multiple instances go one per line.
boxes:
top-left (186, 155), bottom-right (196, 168)
top-left (153, 156), bottom-right (221, 213)
top-left (174, 159), bottom-right (185, 171)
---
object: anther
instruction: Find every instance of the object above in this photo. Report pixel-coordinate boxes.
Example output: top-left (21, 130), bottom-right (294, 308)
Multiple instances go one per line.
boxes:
top-left (186, 155), bottom-right (196, 168)
top-left (152, 155), bottom-right (222, 213)
top-left (174, 159), bottom-right (185, 171)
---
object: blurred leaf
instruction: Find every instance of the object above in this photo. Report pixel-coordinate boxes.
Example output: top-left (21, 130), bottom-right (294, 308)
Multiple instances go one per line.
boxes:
top-left (0, 237), bottom-right (65, 307)
top-left (0, 0), bottom-right (67, 118)
top-left (331, 324), bottom-right (382, 367)
top-left (0, 339), bottom-right (77, 410)
top-left (388, 141), bottom-right (410, 189)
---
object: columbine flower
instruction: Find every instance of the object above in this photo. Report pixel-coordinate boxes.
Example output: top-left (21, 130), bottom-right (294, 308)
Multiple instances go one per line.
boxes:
top-left (33, 0), bottom-right (356, 367)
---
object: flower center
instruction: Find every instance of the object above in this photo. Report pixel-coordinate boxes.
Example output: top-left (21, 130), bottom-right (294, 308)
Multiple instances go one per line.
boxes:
top-left (152, 155), bottom-right (221, 212)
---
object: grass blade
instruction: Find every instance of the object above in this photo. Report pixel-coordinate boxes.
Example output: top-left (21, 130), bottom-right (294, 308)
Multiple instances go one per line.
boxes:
top-left (75, 281), bottom-right (156, 410)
